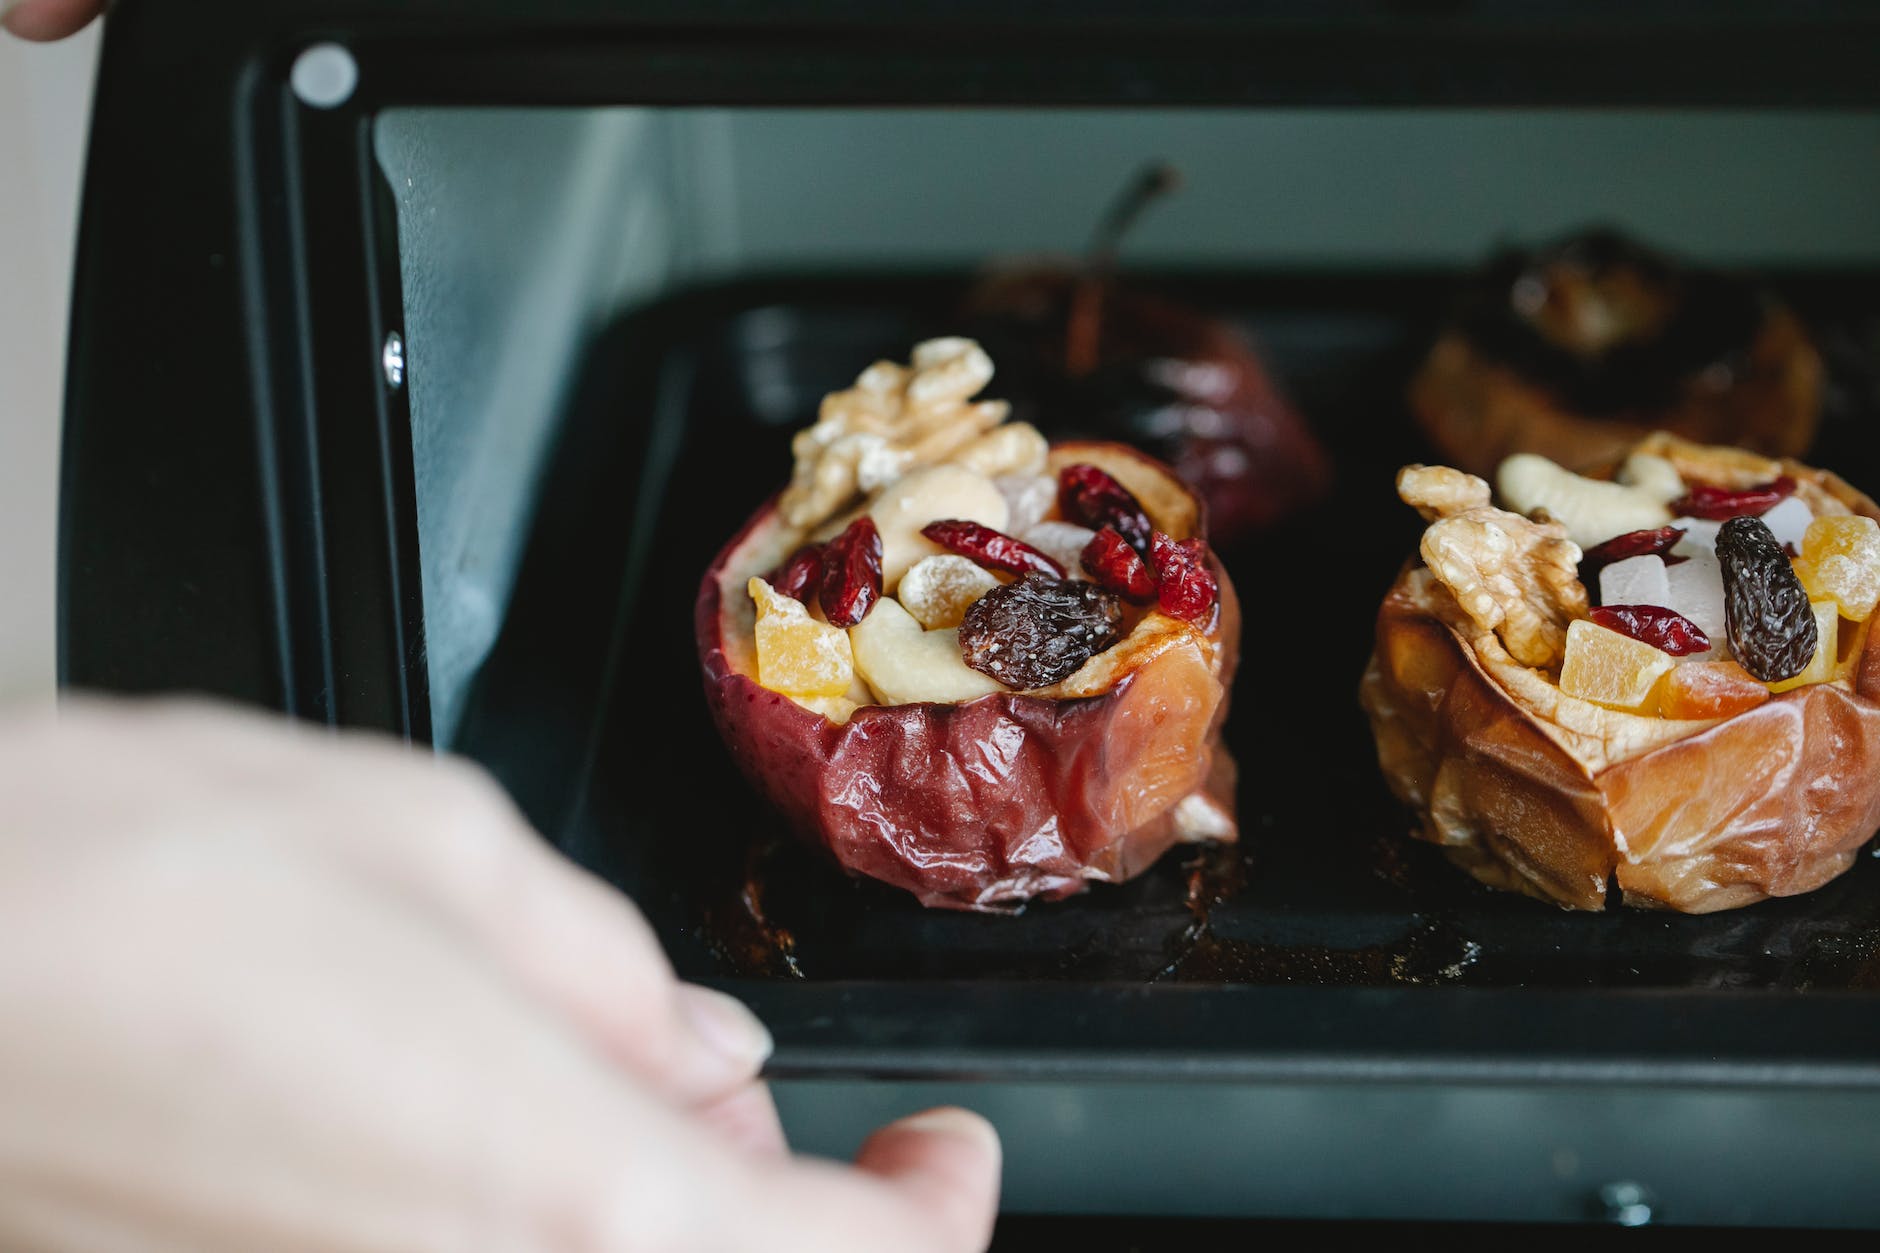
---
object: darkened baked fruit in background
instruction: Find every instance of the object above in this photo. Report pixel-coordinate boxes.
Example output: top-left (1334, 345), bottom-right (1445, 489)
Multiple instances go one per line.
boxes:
top-left (1410, 229), bottom-right (1823, 479)
top-left (962, 164), bottom-right (1332, 548)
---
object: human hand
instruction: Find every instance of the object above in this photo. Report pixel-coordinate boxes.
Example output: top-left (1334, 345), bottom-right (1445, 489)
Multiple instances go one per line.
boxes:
top-left (0, 699), bottom-right (1000, 1251)
top-left (2, 0), bottom-right (104, 41)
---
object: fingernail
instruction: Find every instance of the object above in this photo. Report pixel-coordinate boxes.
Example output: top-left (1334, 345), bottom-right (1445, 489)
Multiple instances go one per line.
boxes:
top-left (898, 1107), bottom-right (1002, 1156)
top-left (677, 985), bottom-right (774, 1070)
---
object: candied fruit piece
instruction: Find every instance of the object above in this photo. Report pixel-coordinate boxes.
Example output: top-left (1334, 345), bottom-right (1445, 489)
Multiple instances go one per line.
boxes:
top-left (1580, 527), bottom-right (1685, 602)
top-left (1759, 496), bottom-right (1815, 552)
top-left (1660, 660), bottom-right (1770, 720)
top-left (1797, 514), bottom-right (1880, 622)
top-left (1597, 554), bottom-right (1670, 611)
top-left (748, 576), bottom-right (854, 698)
top-left (1558, 618), bottom-right (1676, 713)
top-left (1662, 552), bottom-right (1727, 659)
top-left (996, 473), bottom-right (1055, 535)
top-left (1767, 601), bottom-right (1840, 694)
top-left (897, 554), bottom-right (1000, 630)
top-left (1020, 521), bottom-right (1098, 574)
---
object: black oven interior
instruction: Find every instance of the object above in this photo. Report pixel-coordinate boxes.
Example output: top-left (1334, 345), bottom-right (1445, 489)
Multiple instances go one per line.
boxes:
top-left (372, 105), bottom-right (1880, 987)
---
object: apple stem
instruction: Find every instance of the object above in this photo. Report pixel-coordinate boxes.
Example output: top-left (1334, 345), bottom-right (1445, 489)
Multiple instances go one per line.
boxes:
top-left (1066, 161), bottom-right (1183, 377)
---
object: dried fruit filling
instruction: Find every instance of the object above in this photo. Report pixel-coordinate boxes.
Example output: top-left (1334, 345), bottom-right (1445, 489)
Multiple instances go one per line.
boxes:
top-left (959, 575), bottom-right (1126, 688)
top-left (735, 339), bottom-right (1227, 715)
top-left (1401, 444), bottom-right (1878, 723)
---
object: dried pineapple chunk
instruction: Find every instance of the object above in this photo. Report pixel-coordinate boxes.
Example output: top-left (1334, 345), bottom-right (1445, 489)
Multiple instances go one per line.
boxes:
top-left (748, 576), bottom-right (854, 698)
top-left (1796, 515), bottom-right (1880, 622)
top-left (1558, 619), bottom-right (1675, 712)
top-left (1767, 601), bottom-right (1840, 694)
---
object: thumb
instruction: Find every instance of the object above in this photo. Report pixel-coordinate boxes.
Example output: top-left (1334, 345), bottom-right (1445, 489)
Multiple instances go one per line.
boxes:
top-left (722, 1107), bottom-right (1003, 1253)
top-left (2, 0), bottom-right (104, 40)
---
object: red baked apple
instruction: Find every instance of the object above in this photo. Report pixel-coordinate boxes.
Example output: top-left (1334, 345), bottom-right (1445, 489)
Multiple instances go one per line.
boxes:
top-left (697, 440), bottom-right (1240, 911)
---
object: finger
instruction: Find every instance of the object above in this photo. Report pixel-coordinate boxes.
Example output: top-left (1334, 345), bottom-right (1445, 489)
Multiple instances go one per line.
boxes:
top-left (1, 0), bottom-right (104, 40)
top-left (41, 699), bottom-right (775, 1105)
top-left (721, 1107), bottom-right (1003, 1253)
top-left (694, 1081), bottom-right (788, 1157)
top-left (305, 747), bottom-right (777, 1105)
top-left (851, 1109), bottom-right (1003, 1251)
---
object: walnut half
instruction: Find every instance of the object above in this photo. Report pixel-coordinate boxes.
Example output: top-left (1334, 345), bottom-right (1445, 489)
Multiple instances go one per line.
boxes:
top-left (778, 338), bottom-right (1031, 529)
top-left (1397, 464), bottom-right (1587, 669)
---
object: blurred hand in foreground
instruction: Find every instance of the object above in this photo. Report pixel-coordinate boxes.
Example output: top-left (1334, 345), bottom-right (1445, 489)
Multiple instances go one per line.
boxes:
top-left (0, 699), bottom-right (1000, 1251)
top-left (2, 0), bottom-right (103, 41)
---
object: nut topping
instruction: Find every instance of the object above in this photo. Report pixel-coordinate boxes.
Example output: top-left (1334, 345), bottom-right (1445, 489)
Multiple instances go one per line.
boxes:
top-left (778, 338), bottom-right (1012, 529)
top-left (1398, 464), bottom-right (1587, 669)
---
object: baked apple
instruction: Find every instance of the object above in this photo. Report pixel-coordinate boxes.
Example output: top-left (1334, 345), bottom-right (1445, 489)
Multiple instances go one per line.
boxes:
top-left (1361, 433), bottom-right (1880, 912)
top-left (1410, 229), bottom-right (1823, 479)
top-left (696, 337), bottom-right (1240, 910)
top-left (964, 164), bottom-right (1331, 547)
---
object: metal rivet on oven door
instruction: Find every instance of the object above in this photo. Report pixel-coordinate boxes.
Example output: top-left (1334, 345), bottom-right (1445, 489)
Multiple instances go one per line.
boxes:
top-left (1595, 1180), bottom-right (1655, 1226)
top-left (290, 43), bottom-right (360, 109)
top-left (382, 332), bottom-right (406, 390)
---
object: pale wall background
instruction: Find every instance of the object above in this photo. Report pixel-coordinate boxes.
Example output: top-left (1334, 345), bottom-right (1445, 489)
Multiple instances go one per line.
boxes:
top-left (0, 26), bottom-right (98, 702)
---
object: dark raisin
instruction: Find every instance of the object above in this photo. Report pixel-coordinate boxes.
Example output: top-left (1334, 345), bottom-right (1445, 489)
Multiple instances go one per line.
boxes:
top-left (819, 516), bottom-right (882, 629)
top-left (1058, 463), bottom-right (1154, 558)
top-left (1578, 526), bottom-right (1687, 604)
top-left (766, 542), bottom-right (825, 604)
top-left (920, 519), bottom-right (1065, 578)
top-left (1150, 531), bottom-right (1219, 626)
top-left (958, 573), bottom-right (1124, 689)
top-left (1671, 475), bottom-right (1796, 521)
top-left (1081, 526), bottom-right (1158, 602)
top-left (1588, 605), bottom-right (1710, 657)
top-left (1717, 515), bottom-right (1817, 683)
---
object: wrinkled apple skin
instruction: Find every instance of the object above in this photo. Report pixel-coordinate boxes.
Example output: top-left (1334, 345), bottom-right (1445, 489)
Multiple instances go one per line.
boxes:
top-left (697, 443), bottom-right (1240, 911)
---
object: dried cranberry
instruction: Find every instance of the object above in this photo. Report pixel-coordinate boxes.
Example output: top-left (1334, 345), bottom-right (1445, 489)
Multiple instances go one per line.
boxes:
top-left (819, 516), bottom-right (882, 629)
top-left (958, 574), bottom-right (1124, 689)
top-left (1717, 515), bottom-right (1816, 682)
top-left (1588, 605), bottom-right (1711, 657)
top-left (1081, 527), bottom-right (1158, 602)
top-left (766, 543), bottom-right (825, 604)
top-left (1150, 531), bottom-right (1219, 626)
top-left (1578, 526), bottom-right (1687, 604)
top-left (1058, 464), bottom-right (1154, 558)
top-left (1670, 475), bottom-right (1797, 521)
top-left (920, 519), bottom-right (1065, 578)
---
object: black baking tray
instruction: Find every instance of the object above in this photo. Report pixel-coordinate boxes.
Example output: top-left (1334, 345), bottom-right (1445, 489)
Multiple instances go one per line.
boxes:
top-left (455, 269), bottom-right (1880, 1085)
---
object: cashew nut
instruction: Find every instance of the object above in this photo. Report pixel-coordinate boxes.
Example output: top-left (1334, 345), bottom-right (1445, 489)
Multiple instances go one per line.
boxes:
top-left (867, 464), bottom-right (1009, 590)
top-left (849, 597), bottom-right (1003, 705)
top-left (1496, 453), bottom-right (1671, 548)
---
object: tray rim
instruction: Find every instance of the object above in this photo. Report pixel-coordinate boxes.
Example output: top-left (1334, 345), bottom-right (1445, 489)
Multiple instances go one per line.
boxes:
top-left (718, 980), bottom-right (1880, 1086)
